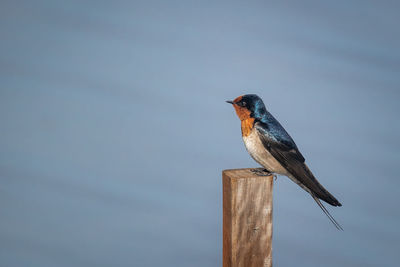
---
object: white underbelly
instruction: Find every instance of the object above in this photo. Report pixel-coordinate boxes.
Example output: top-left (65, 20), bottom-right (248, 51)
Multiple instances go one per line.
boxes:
top-left (243, 129), bottom-right (288, 175)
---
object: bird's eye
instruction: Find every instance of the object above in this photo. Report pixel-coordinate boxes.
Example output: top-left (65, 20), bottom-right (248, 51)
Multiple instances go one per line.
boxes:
top-left (240, 101), bottom-right (247, 107)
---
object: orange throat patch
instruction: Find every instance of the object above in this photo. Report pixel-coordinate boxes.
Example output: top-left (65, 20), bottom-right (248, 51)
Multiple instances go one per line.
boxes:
top-left (241, 118), bottom-right (255, 137)
top-left (231, 100), bottom-right (254, 137)
top-left (233, 101), bottom-right (249, 120)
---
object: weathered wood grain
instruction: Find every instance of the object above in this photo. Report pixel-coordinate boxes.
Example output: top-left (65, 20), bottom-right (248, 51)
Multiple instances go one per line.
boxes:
top-left (223, 168), bottom-right (273, 267)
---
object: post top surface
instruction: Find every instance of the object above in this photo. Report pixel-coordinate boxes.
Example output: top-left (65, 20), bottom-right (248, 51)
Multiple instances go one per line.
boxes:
top-left (222, 168), bottom-right (274, 180)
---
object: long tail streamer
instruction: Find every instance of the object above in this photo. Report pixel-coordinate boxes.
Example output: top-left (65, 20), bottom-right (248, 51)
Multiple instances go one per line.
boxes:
top-left (312, 195), bottom-right (343, 230)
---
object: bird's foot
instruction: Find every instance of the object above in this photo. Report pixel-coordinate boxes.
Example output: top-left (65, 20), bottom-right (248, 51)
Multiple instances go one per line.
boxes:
top-left (251, 168), bottom-right (273, 176)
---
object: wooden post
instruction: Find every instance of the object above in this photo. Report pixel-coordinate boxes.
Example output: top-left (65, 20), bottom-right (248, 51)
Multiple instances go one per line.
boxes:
top-left (223, 168), bottom-right (273, 267)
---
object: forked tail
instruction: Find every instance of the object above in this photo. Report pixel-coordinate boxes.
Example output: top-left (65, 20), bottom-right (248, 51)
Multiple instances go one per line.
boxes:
top-left (312, 195), bottom-right (343, 230)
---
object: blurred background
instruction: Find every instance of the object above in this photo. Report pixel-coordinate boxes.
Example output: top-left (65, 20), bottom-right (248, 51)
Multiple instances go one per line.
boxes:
top-left (1, 0), bottom-right (399, 266)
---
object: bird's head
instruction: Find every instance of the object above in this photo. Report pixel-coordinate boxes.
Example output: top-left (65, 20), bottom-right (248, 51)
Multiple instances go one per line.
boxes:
top-left (226, 94), bottom-right (267, 121)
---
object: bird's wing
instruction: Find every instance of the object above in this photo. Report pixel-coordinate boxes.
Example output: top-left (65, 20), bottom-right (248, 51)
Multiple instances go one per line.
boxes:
top-left (254, 121), bottom-right (341, 207)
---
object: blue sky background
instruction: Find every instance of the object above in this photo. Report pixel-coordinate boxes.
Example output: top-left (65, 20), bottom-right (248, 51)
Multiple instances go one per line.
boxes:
top-left (1, 1), bottom-right (400, 266)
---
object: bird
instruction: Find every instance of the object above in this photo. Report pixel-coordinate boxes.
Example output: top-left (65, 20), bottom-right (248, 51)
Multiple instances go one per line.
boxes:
top-left (227, 94), bottom-right (343, 230)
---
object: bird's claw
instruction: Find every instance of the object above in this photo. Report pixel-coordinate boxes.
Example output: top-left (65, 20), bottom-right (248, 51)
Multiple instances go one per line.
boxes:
top-left (251, 168), bottom-right (273, 176)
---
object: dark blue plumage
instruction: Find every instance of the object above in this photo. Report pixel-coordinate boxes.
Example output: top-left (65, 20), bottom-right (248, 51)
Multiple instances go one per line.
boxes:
top-left (227, 94), bottom-right (342, 230)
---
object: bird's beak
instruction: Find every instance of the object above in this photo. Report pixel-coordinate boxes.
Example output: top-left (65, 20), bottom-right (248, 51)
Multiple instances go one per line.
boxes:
top-left (226, 100), bottom-right (234, 104)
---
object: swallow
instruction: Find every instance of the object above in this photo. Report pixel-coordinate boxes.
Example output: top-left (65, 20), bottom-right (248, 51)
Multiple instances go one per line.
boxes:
top-left (227, 94), bottom-right (342, 230)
